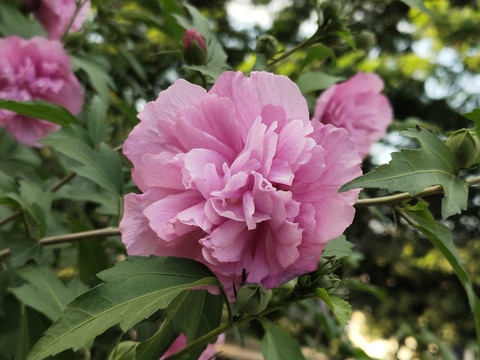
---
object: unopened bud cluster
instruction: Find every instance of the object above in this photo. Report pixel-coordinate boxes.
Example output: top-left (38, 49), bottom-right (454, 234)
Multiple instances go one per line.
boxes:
top-left (236, 283), bottom-right (272, 315)
top-left (255, 34), bottom-right (279, 60)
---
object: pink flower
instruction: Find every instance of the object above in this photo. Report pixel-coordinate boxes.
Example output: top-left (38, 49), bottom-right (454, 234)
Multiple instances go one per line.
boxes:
top-left (183, 29), bottom-right (207, 53)
top-left (159, 333), bottom-right (224, 360)
top-left (120, 71), bottom-right (361, 298)
top-left (312, 72), bottom-right (393, 159)
top-left (28, 0), bottom-right (91, 40)
top-left (0, 36), bottom-right (84, 146)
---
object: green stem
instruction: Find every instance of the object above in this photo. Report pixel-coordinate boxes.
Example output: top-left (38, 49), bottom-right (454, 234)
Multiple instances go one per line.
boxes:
top-left (218, 285), bottom-right (234, 325)
top-left (166, 296), bottom-right (313, 360)
top-left (0, 227), bottom-right (120, 261)
top-left (355, 175), bottom-right (480, 208)
top-left (268, 28), bottom-right (323, 67)
top-left (61, 0), bottom-right (89, 43)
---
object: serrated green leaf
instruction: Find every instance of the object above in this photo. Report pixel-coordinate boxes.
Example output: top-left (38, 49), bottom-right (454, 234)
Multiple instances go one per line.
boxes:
top-left (5, 180), bottom-right (51, 236)
top-left (322, 235), bottom-right (354, 259)
top-left (261, 321), bottom-right (305, 360)
top-left (400, 202), bottom-right (480, 349)
top-left (27, 256), bottom-right (219, 360)
top-left (341, 128), bottom-right (468, 219)
top-left (0, 4), bottom-right (47, 38)
top-left (0, 170), bottom-right (17, 196)
top-left (0, 100), bottom-right (78, 128)
top-left (10, 266), bottom-right (88, 322)
top-left (297, 72), bottom-right (343, 94)
top-left (315, 288), bottom-right (352, 328)
top-left (8, 235), bottom-right (44, 268)
top-left (462, 108), bottom-right (480, 139)
top-left (42, 132), bottom-right (123, 196)
top-left (135, 289), bottom-right (223, 360)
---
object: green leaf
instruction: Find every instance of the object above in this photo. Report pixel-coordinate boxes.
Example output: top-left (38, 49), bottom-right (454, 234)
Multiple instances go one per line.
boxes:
top-left (77, 239), bottom-right (110, 283)
top-left (315, 288), bottom-right (352, 328)
top-left (0, 170), bottom-right (17, 196)
top-left (301, 44), bottom-right (336, 69)
top-left (297, 72), bottom-right (343, 94)
top-left (0, 100), bottom-right (78, 128)
top-left (462, 108), bottom-right (480, 139)
top-left (135, 289), bottom-right (223, 360)
top-left (399, 0), bottom-right (435, 16)
top-left (15, 305), bottom-right (49, 360)
top-left (71, 55), bottom-right (114, 103)
top-left (160, 0), bottom-right (185, 42)
top-left (335, 31), bottom-right (356, 49)
top-left (340, 128), bottom-right (468, 219)
top-left (109, 341), bottom-right (138, 360)
top-left (261, 321), bottom-right (305, 360)
top-left (4, 180), bottom-right (52, 236)
top-left (87, 96), bottom-right (112, 148)
top-left (0, 4), bottom-right (47, 38)
top-left (8, 236), bottom-right (44, 268)
top-left (400, 202), bottom-right (480, 350)
top-left (322, 235), bottom-right (354, 259)
top-left (42, 132), bottom-right (123, 196)
top-left (10, 266), bottom-right (88, 322)
top-left (27, 256), bottom-right (219, 360)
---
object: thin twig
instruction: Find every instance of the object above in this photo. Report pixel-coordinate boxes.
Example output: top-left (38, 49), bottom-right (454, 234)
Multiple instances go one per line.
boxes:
top-left (61, 0), bottom-right (89, 43)
top-left (0, 227), bottom-right (120, 261)
top-left (355, 175), bottom-right (480, 208)
top-left (49, 172), bottom-right (77, 193)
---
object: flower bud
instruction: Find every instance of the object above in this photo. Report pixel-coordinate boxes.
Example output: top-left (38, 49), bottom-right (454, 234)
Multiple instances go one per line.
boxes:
top-left (322, 1), bottom-right (341, 20)
top-left (183, 29), bottom-right (207, 65)
top-left (327, 18), bottom-right (345, 32)
top-left (235, 283), bottom-right (272, 315)
top-left (255, 35), bottom-right (279, 60)
top-left (354, 30), bottom-right (375, 50)
top-left (446, 129), bottom-right (480, 169)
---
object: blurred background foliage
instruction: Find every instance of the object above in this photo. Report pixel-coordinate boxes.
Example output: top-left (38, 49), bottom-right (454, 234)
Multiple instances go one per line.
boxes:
top-left (1, 0), bottom-right (480, 359)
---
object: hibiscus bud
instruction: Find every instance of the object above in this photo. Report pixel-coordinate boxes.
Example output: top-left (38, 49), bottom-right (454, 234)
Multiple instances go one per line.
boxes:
top-left (354, 30), bottom-right (375, 50)
top-left (446, 129), bottom-right (480, 169)
top-left (322, 1), bottom-right (341, 20)
top-left (236, 283), bottom-right (272, 315)
top-left (327, 18), bottom-right (345, 32)
top-left (183, 29), bottom-right (207, 65)
top-left (255, 35), bottom-right (279, 60)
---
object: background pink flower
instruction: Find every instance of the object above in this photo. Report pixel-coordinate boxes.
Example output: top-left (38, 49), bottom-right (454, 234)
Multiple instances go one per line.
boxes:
top-left (159, 333), bottom-right (224, 360)
top-left (120, 71), bottom-right (361, 298)
top-left (312, 72), bottom-right (393, 159)
top-left (28, 0), bottom-right (91, 40)
top-left (0, 36), bottom-right (84, 146)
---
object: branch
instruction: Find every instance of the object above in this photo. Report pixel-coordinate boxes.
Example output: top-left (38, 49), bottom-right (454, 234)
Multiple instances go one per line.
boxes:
top-left (355, 175), bottom-right (480, 208)
top-left (0, 227), bottom-right (120, 261)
